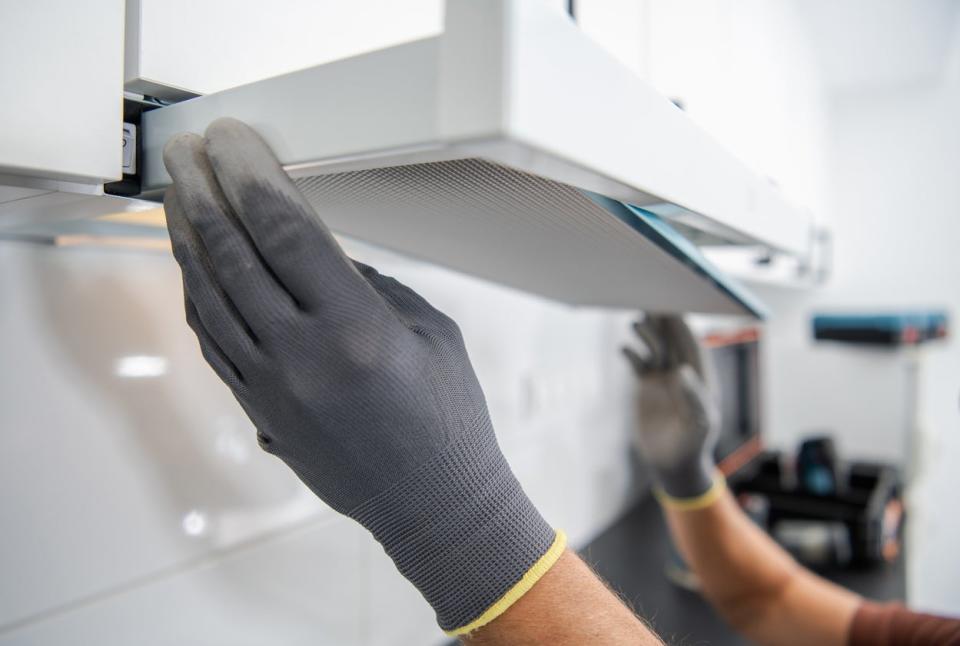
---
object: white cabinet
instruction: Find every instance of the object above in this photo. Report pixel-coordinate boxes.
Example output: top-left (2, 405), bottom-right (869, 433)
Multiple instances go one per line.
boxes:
top-left (645, 0), bottom-right (827, 228)
top-left (579, 0), bottom-right (829, 288)
top-left (576, 0), bottom-right (828, 257)
top-left (0, 0), bottom-right (125, 186)
top-left (124, 0), bottom-right (444, 98)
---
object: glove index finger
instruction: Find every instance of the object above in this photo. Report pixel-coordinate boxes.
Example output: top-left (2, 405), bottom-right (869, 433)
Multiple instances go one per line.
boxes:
top-left (621, 344), bottom-right (650, 376)
top-left (202, 117), bottom-right (365, 311)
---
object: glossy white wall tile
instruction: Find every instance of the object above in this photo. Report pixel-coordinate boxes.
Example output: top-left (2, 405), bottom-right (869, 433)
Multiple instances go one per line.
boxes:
top-left (0, 238), bottom-right (643, 645)
top-left (0, 241), bottom-right (334, 629)
top-left (0, 516), bottom-right (369, 646)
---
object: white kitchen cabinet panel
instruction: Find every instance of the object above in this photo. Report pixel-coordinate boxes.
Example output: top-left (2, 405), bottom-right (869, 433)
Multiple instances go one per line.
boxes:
top-left (125, 0), bottom-right (443, 98)
top-left (0, 0), bottom-right (124, 185)
top-left (643, 0), bottom-right (828, 222)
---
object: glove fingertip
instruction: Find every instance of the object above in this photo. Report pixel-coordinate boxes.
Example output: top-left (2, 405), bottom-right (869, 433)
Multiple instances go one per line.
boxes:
top-left (162, 132), bottom-right (205, 179)
top-left (204, 116), bottom-right (257, 143)
top-left (203, 117), bottom-right (283, 176)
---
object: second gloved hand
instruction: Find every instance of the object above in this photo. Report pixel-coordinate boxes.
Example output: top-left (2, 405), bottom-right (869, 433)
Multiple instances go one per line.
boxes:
top-left (623, 315), bottom-right (723, 507)
top-left (162, 118), bottom-right (563, 635)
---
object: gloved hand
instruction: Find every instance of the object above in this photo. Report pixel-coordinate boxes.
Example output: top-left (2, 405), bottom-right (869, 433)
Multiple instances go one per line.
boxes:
top-left (623, 314), bottom-right (724, 509)
top-left (162, 118), bottom-right (564, 635)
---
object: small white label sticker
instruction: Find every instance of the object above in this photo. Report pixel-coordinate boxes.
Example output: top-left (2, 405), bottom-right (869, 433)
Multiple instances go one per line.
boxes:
top-left (122, 122), bottom-right (136, 174)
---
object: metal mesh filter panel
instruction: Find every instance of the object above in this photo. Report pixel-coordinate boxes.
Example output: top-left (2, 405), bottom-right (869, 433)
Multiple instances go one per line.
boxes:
top-left (294, 158), bottom-right (745, 313)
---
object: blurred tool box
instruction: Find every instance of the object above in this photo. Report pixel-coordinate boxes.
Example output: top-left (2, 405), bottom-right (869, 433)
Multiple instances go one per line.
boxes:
top-left (731, 444), bottom-right (903, 568)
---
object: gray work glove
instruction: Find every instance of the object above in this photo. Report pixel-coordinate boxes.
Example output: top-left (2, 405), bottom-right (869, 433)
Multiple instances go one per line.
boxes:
top-left (162, 118), bottom-right (563, 634)
top-left (623, 315), bottom-right (722, 505)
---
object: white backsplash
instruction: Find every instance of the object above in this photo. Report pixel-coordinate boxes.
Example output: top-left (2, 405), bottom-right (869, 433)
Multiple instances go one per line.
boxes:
top-left (0, 237), bottom-right (644, 645)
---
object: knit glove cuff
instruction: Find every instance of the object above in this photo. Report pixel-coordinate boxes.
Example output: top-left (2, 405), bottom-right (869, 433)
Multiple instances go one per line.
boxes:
top-left (654, 451), bottom-right (718, 501)
top-left (653, 466), bottom-right (726, 512)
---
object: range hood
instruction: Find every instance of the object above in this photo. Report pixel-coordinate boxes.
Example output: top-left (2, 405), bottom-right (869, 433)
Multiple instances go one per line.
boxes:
top-left (133, 0), bottom-right (814, 317)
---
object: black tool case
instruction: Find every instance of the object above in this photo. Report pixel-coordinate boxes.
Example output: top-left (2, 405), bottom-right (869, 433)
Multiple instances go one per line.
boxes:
top-left (730, 452), bottom-right (902, 566)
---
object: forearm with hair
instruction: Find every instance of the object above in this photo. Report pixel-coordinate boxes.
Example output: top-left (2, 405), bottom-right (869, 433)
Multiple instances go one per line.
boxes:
top-left (664, 488), bottom-right (861, 646)
top-left (462, 550), bottom-right (664, 646)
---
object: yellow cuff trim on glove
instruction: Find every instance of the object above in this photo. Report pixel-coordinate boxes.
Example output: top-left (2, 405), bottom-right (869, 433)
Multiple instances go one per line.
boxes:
top-left (654, 473), bottom-right (726, 511)
top-left (445, 529), bottom-right (567, 637)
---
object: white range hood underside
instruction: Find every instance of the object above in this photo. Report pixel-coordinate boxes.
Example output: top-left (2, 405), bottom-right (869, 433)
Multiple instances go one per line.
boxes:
top-left (138, 0), bottom-right (812, 317)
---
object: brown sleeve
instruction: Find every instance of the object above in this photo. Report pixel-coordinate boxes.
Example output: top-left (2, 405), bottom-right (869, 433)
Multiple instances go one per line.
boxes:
top-left (849, 601), bottom-right (960, 646)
